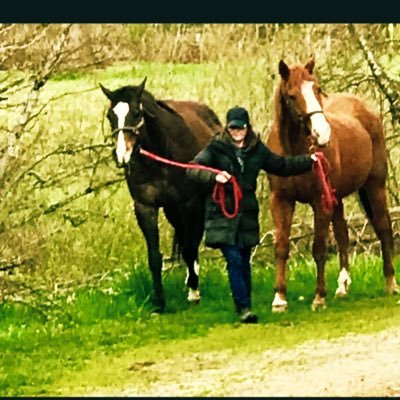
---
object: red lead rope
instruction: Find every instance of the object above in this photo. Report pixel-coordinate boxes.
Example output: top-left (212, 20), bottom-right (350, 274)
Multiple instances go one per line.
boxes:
top-left (139, 148), bottom-right (335, 217)
top-left (312, 151), bottom-right (338, 214)
top-left (139, 147), bottom-right (243, 219)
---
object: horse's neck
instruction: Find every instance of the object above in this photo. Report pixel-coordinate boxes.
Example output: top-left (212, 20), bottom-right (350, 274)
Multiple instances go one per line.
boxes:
top-left (278, 107), bottom-right (309, 155)
top-left (142, 109), bottom-right (197, 161)
top-left (141, 113), bottom-right (170, 157)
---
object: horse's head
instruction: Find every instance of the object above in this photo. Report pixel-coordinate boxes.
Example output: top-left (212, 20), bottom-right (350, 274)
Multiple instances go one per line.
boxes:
top-left (278, 57), bottom-right (331, 147)
top-left (100, 77), bottom-right (147, 167)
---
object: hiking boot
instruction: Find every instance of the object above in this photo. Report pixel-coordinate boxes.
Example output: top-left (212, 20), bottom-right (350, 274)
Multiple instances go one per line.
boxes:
top-left (238, 308), bottom-right (258, 323)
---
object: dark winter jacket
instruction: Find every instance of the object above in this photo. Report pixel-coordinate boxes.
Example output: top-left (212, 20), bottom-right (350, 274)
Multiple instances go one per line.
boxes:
top-left (186, 128), bottom-right (313, 248)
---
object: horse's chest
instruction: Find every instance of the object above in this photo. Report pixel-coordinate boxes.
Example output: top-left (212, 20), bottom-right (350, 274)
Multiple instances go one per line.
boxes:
top-left (128, 179), bottom-right (185, 207)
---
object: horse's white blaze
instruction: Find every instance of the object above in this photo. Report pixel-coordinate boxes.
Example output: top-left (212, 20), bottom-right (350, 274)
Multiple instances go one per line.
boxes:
top-left (301, 80), bottom-right (331, 146)
top-left (335, 267), bottom-right (352, 297)
top-left (113, 102), bottom-right (131, 163)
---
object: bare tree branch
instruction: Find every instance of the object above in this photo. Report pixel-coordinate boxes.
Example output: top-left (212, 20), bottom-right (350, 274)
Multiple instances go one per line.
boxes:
top-left (347, 24), bottom-right (400, 123)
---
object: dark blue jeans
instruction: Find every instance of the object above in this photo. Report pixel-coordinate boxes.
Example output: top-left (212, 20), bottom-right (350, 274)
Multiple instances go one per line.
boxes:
top-left (219, 244), bottom-right (252, 312)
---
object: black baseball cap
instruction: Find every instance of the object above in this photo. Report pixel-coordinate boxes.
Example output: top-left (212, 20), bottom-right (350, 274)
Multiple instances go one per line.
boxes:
top-left (226, 106), bottom-right (250, 128)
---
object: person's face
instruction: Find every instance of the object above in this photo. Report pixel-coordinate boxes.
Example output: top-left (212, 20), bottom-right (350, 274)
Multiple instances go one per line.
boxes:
top-left (227, 126), bottom-right (247, 143)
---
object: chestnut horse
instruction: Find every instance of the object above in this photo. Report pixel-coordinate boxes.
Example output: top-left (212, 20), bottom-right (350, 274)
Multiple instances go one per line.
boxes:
top-left (267, 57), bottom-right (399, 312)
top-left (100, 78), bottom-right (222, 312)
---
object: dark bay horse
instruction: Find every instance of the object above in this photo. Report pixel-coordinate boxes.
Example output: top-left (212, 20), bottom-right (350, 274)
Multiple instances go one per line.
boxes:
top-left (267, 57), bottom-right (399, 312)
top-left (100, 78), bottom-right (222, 312)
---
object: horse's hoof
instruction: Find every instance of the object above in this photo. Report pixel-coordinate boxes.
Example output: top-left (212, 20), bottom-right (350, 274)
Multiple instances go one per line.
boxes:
top-left (150, 311), bottom-right (161, 317)
top-left (187, 289), bottom-right (201, 303)
top-left (272, 304), bottom-right (288, 313)
top-left (311, 300), bottom-right (327, 311)
top-left (386, 278), bottom-right (400, 295)
top-left (334, 288), bottom-right (348, 298)
top-left (271, 292), bottom-right (288, 313)
top-left (389, 286), bottom-right (400, 295)
top-left (151, 304), bottom-right (165, 314)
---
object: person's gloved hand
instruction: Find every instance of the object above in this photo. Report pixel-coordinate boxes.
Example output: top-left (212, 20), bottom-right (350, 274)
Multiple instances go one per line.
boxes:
top-left (215, 171), bottom-right (231, 183)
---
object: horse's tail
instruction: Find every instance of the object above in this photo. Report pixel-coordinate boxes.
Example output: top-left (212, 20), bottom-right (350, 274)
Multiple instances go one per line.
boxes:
top-left (358, 187), bottom-right (374, 221)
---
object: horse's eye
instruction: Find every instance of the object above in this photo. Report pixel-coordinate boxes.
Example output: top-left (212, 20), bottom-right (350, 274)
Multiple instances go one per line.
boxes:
top-left (131, 110), bottom-right (142, 120)
top-left (289, 94), bottom-right (296, 100)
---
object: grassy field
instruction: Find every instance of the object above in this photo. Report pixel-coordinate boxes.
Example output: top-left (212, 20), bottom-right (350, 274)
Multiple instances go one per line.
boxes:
top-left (1, 253), bottom-right (400, 395)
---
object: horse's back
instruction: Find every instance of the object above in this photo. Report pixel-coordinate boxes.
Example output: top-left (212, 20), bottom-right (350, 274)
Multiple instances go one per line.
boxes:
top-left (323, 92), bottom-right (388, 182)
top-left (323, 93), bottom-right (385, 144)
top-left (165, 100), bottom-right (222, 149)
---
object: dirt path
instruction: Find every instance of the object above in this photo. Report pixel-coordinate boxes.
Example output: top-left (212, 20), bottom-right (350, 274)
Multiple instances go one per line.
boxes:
top-left (116, 326), bottom-right (400, 397)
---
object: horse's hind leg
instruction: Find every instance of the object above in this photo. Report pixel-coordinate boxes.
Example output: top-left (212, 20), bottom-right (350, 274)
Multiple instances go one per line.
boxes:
top-left (359, 182), bottom-right (399, 294)
top-left (331, 199), bottom-right (352, 297)
top-left (311, 205), bottom-right (332, 311)
top-left (134, 201), bottom-right (165, 312)
top-left (270, 193), bottom-right (295, 313)
top-left (164, 201), bottom-right (203, 303)
top-left (181, 198), bottom-right (205, 303)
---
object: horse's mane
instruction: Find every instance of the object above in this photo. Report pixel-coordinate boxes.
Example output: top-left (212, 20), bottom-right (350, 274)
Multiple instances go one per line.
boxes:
top-left (274, 82), bottom-right (284, 127)
top-left (141, 90), bottom-right (182, 118)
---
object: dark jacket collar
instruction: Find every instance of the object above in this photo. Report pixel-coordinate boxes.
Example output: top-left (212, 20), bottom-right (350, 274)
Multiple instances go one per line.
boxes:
top-left (209, 127), bottom-right (260, 155)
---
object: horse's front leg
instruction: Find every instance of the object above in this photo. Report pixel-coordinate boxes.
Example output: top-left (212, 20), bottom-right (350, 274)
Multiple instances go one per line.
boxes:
top-left (134, 200), bottom-right (165, 313)
top-left (270, 193), bottom-right (295, 313)
top-left (332, 199), bottom-right (352, 297)
top-left (311, 205), bottom-right (332, 311)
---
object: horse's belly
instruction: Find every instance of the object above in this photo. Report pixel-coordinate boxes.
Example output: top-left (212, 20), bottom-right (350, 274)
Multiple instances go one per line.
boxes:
top-left (332, 132), bottom-right (373, 196)
top-left (334, 165), bottom-right (371, 197)
top-left (129, 182), bottom-right (164, 206)
top-left (129, 179), bottom-right (197, 207)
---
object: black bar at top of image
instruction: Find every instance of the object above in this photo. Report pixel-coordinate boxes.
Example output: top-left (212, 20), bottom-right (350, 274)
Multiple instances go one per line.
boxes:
top-left (2, 0), bottom-right (400, 23)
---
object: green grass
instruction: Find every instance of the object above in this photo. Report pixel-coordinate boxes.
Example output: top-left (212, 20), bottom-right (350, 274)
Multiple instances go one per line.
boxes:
top-left (1, 253), bottom-right (399, 396)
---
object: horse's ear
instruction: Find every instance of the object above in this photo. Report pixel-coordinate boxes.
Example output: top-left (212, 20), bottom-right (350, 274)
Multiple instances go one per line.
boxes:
top-left (278, 60), bottom-right (290, 81)
top-left (99, 83), bottom-right (114, 100)
top-left (305, 55), bottom-right (315, 74)
top-left (137, 77), bottom-right (147, 99)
